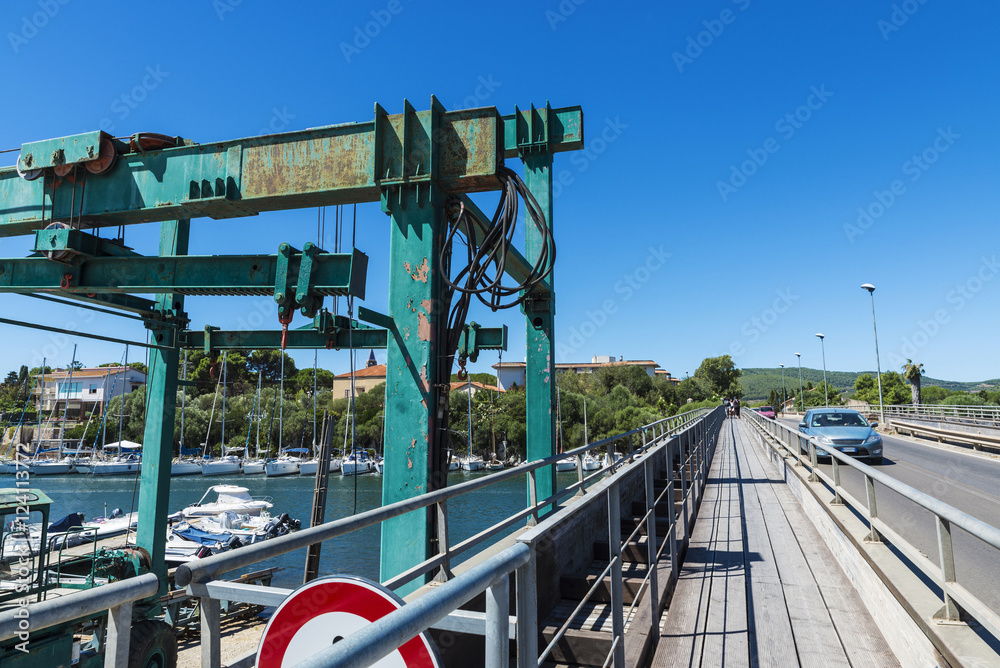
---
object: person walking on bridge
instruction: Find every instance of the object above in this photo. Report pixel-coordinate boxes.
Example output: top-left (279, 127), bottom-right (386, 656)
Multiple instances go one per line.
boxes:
top-left (733, 397), bottom-right (741, 419)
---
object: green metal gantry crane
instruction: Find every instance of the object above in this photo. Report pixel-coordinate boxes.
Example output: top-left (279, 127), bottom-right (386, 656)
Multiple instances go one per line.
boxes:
top-left (0, 97), bottom-right (582, 657)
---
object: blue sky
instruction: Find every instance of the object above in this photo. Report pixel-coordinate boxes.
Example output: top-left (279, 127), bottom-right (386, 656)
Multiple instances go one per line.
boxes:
top-left (1, 0), bottom-right (998, 384)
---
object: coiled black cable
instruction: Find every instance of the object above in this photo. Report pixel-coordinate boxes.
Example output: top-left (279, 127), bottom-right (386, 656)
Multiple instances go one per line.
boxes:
top-left (441, 166), bottom-right (555, 352)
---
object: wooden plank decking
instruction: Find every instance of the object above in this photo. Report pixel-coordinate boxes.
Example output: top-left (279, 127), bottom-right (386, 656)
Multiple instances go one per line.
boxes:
top-left (653, 418), bottom-right (899, 667)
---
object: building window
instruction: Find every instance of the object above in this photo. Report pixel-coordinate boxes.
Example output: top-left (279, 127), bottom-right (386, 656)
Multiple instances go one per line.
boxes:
top-left (89, 385), bottom-right (98, 394)
top-left (57, 382), bottom-right (82, 395)
top-left (358, 387), bottom-right (366, 394)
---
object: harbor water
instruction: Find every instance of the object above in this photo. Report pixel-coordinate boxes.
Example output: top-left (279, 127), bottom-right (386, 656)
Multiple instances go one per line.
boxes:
top-left (3, 469), bottom-right (583, 589)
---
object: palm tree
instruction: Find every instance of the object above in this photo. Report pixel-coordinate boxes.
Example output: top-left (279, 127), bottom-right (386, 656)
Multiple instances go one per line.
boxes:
top-left (902, 359), bottom-right (925, 405)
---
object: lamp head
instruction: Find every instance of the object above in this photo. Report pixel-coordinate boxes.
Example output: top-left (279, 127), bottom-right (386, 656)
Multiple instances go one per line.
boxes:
top-left (861, 283), bottom-right (875, 293)
top-left (794, 352), bottom-right (800, 358)
top-left (779, 364), bottom-right (784, 368)
top-left (815, 333), bottom-right (825, 340)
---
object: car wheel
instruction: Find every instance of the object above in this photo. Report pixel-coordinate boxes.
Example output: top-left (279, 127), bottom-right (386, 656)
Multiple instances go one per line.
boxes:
top-left (869, 456), bottom-right (883, 465)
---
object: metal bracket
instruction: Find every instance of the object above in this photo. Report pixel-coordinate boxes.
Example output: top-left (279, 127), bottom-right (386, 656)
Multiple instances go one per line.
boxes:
top-left (457, 321), bottom-right (507, 365)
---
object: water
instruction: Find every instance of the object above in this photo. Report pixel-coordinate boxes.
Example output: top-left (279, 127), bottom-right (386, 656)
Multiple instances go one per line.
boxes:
top-left (1, 469), bottom-right (582, 590)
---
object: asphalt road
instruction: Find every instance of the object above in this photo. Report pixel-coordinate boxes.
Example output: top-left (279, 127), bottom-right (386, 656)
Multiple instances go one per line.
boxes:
top-left (773, 416), bottom-right (1000, 616)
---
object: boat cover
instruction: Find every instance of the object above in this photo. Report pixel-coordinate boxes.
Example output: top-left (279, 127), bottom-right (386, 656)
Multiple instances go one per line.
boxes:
top-left (49, 512), bottom-right (85, 533)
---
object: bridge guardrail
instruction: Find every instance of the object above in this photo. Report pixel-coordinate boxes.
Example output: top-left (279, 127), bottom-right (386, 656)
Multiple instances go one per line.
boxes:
top-left (744, 409), bottom-right (1000, 649)
top-left (881, 403), bottom-right (1000, 422)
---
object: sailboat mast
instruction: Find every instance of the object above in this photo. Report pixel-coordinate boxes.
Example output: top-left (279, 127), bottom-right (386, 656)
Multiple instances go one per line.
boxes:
top-left (117, 346), bottom-right (128, 445)
top-left (220, 351), bottom-right (228, 453)
top-left (37, 357), bottom-right (45, 455)
top-left (58, 344), bottom-right (77, 457)
top-left (180, 349), bottom-right (187, 456)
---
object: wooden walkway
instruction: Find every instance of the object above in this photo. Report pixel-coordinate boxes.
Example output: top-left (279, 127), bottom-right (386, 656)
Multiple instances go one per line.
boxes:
top-left (653, 418), bottom-right (899, 668)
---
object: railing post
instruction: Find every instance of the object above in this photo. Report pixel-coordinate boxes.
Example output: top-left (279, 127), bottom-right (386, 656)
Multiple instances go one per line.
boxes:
top-left (608, 483), bottom-right (625, 668)
top-left (576, 452), bottom-right (585, 494)
top-left (808, 441), bottom-right (819, 482)
top-left (934, 516), bottom-right (962, 622)
top-left (864, 474), bottom-right (881, 543)
top-left (486, 573), bottom-right (510, 668)
top-left (104, 600), bottom-right (132, 668)
top-left (831, 457), bottom-right (844, 505)
top-left (644, 458), bottom-right (659, 636)
top-left (435, 500), bottom-right (451, 581)
top-left (515, 546), bottom-right (538, 668)
top-left (679, 431), bottom-right (690, 533)
top-left (200, 596), bottom-right (221, 668)
top-left (527, 468), bottom-right (538, 527)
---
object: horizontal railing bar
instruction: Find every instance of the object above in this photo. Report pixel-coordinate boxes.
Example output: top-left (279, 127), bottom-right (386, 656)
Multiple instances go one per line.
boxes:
top-left (292, 543), bottom-right (531, 668)
top-left (428, 609), bottom-right (518, 639)
top-left (186, 581), bottom-right (293, 607)
top-left (0, 573), bottom-right (159, 641)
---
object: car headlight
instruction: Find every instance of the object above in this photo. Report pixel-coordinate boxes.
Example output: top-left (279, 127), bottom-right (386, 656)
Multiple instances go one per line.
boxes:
top-left (815, 435), bottom-right (833, 445)
top-left (864, 433), bottom-right (881, 444)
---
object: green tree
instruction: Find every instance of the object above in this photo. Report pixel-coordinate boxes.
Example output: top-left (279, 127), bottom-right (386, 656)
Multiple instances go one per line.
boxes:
top-left (920, 386), bottom-right (950, 404)
top-left (694, 355), bottom-right (741, 397)
top-left (854, 372), bottom-right (910, 405)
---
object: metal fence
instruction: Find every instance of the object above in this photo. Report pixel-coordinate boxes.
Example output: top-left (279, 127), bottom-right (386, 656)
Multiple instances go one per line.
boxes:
top-left (744, 409), bottom-right (1000, 646)
top-left (880, 403), bottom-right (1000, 422)
top-left (0, 406), bottom-right (720, 668)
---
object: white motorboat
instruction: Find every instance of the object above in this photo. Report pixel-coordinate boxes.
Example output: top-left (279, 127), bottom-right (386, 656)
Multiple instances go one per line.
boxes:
top-left (242, 459), bottom-right (266, 475)
top-left (171, 459), bottom-right (202, 476)
top-left (265, 455), bottom-right (301, 477)
top-left (602, 451), bottom-right (623, 468)
top-left (448, 460), bottom-right (460, 471)
top-left (555, 456), bottom-right (577, 472)
top-left (458, 455), bottom-right (485, 471)
top-left (373, 458), bottom-right (384, 474)
top-left (328, 456), bottom-right (342, 473)
top-left (201, 454), bottom-right (242, 476)
top-left (342, 451), bottom-right (375, 476)
top-left (179, 485), bottom-right (273, 518)
top-left (298, 460), bottom-right (319, 476)
top-left (582, 454), bottom-right (602, 471)
top-left (486, 459), bottom-right (505, 471)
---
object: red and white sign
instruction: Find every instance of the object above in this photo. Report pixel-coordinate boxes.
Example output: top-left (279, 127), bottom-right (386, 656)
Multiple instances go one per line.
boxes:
top-left (257, 575), bottom-right (442, 667)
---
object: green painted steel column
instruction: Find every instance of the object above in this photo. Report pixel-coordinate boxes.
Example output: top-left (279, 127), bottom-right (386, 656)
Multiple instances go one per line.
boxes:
top-left (137, 219), bottom-right (188, 597)
top-left (523, 152), bottom-right (556, 513)
top-left (379, 183), bottom-right (447, 593)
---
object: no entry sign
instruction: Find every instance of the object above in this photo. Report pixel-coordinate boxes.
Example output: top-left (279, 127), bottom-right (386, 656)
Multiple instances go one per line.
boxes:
top-left (257, 575), bottom-right (442, 667)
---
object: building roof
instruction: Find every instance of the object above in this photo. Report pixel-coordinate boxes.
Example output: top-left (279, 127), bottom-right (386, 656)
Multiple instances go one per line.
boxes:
top-left (334, 364), bottom-right (387, 379)
top-left (450, 381), bottom-right (504, 393)
top-left (36, 366), bottom-right (145, 380)
top-left (493, 360), bottom-right (659, 370)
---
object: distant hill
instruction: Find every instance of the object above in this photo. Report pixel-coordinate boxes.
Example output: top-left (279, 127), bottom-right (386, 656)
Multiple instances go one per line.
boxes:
top-left (739, 367), bottom-right (999, 401)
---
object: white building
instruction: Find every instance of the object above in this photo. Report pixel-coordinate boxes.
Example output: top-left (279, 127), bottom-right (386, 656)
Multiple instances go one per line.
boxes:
top-left (491, 355), bottom-right (667, 391)
top-left (33, 366), bottom-right (147, 419)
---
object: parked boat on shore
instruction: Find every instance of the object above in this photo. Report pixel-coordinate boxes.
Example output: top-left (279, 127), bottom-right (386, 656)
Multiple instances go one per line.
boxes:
top-left (178, 485), bottom-right (273, 518)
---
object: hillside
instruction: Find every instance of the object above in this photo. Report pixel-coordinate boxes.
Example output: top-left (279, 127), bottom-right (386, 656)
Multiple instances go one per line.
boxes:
top-left (739, 368), bottom-right (999, 401)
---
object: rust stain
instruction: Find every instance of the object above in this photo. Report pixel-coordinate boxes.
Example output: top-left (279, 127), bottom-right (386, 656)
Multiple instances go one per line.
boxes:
top-left (403, 261), bottom-right (412, 274)
top-left (410, 257), bottom-right (429, 283)
top-left (420, 365), bottom-right (430, 393)
top-left (407, 457), bottom-right (413, 470)
top-left (421, 299), bottom-right (433, 313)
top-left (417, 312), bottom-right (431, 341)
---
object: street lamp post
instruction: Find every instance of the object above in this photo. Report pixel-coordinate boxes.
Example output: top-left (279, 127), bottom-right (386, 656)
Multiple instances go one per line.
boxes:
top-left (862, 283), bottom-right (886, 425)
top-left (779, 364), bottom-right (786, 414)
top-left (815, 333), bottom-right (828, 406)
top-left (795, 353), bottom-right (803, 412)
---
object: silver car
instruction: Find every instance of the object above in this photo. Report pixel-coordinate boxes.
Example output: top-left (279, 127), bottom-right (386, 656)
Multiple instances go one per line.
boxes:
top-left (798, 408), bottom-right (883, 465)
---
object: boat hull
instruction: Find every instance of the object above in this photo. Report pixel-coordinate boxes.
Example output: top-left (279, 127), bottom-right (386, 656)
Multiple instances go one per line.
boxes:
top-left (201, 460), bottom-right (242, 476)
top-left (242, 461), bottom-right (265, 475)
top-left (265, 460), bottom-right (300, 477)
top-left (171, 461), bottom-right (203, 476)
top-left (90, 462), bottom-right (141, 476)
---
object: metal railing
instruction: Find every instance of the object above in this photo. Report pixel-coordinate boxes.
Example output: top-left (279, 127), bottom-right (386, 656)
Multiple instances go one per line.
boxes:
top-left (880, 403), bottom-right (1000, 422)
top-left (0, 405), bottom-right (717, 667)
top-left (744, 409), bottom-right (1000, 645)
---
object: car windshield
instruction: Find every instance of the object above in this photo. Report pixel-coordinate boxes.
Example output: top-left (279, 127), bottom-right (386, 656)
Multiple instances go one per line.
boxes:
top-left (810, 412), bottom-right (869, 428)
top-left (760, 406), bottom-right (773, 412)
